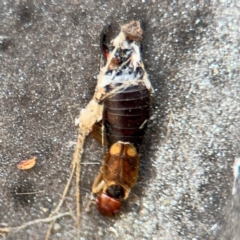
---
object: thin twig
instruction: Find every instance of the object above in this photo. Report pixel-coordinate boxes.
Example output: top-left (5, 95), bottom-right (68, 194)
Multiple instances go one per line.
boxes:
top-left (76, 159), bottom-right (81, 239)
top-left (80, 162), bottom-right (100, 165)
top-left (0, 212), bottom-right (71, 233)
top-left (45, 100), bottom-right (91, 239)
top-left (45, 156), bottom-right (77, 240)
top-left (50, 161), bottom-right (76, 216)
top-left (85, 193), bottom-right (95, 213)
top-left (44, 221), bottom-right (55, 240)
top-left (72, 129), bottom-right (88, 234)
top-left (15, 190), bottom-right (45, 195)
top-left (166, 110), bottom-right (174, 141)
top-left (65, 202), bottom-right (77, 223)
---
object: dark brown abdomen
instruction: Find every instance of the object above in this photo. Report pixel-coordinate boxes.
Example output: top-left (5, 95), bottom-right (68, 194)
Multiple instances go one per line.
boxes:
top-left (103, 84), bottom-right (150, 148)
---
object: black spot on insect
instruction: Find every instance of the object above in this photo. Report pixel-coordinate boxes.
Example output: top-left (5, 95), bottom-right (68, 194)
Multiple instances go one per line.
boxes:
top-left (135, 67), bottom-right (143, 78)
top-left (100, 22), bottom-right (120, 59)
top-left (106, 185), bottom-right (125, 199)
top-left (116, 70), bottom-right (122, 76)
top-left (128, 68), bottom-right (133, 74)
top-left (106, 70), bottom-right (113, 76)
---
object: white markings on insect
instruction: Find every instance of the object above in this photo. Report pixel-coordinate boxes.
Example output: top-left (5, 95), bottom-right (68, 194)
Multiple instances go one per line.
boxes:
top-left (78, 22), bottom-right (153, 134)
top-left (139, 120), bottom-right (148, 129)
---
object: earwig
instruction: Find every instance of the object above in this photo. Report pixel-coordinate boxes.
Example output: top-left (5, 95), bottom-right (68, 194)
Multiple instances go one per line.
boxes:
top-left (79, 21), bottom-right (153, 216)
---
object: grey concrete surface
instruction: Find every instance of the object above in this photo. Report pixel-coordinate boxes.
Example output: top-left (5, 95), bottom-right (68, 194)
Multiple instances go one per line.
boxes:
top-left (0, 0), bottom-right (240, 240)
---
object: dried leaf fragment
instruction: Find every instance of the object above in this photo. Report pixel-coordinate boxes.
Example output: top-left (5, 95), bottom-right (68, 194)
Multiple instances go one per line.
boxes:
top-left (17, 156), bottom-right (36, 170)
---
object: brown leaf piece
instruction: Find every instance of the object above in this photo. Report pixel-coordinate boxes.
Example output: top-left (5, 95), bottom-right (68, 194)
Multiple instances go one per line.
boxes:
top-left (17, 156), bottom-right (36, 170)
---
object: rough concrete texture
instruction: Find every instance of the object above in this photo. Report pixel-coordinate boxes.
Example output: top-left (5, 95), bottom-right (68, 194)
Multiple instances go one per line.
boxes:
top-left (0, 0), bottom-right (239, 240)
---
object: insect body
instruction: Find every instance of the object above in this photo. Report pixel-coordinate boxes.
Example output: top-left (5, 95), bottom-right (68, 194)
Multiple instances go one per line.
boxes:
top-left (79, 21), bottom-right (153, 216)
top-left (103, 84), bottom-right (150, 148)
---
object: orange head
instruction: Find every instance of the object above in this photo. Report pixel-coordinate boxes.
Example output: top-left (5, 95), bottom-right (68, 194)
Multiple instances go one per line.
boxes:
top-left (96, 185), bottom-right (124, 216)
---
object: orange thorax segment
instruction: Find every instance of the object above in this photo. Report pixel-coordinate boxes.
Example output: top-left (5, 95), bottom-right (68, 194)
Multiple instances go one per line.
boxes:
top-left (101, 142), bottom-right (139, 199)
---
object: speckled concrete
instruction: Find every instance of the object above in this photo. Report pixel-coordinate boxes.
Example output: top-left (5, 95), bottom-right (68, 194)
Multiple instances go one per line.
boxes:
top-left (0, 1), bottom-right (239, 240)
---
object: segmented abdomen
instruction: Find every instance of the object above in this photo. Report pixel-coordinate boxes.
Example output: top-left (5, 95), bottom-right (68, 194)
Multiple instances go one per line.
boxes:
top-left (103, 84), bottom-right (150, 148)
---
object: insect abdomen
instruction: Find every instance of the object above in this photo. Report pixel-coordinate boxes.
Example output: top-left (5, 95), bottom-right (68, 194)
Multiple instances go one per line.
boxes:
top-left (103, 84), bottom-right (150, 148)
